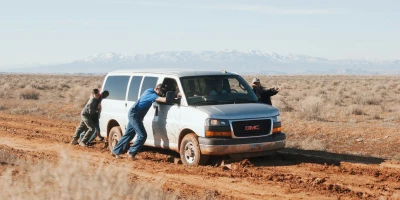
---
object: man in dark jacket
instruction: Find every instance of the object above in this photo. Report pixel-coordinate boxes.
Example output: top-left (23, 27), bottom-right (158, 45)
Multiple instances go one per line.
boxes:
top-left (70, 88), bottom-right (101, 147)
top-left (252, 78), bottom-right (280, 106)
top-left (79, 90), bottom-right (109, 145)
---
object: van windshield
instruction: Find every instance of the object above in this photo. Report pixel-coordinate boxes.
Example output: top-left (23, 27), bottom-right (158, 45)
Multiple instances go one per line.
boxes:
top-left (180, 75), bottom-right (258, 106)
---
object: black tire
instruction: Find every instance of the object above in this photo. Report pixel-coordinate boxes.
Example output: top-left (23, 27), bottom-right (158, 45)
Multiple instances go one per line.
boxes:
top-left (180, 133), bottom-right (209, 166)
top-left (108, 126), bottom-right (122, 153)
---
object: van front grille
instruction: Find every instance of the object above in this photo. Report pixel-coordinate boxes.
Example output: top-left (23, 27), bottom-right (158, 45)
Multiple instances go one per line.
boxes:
top-left (231, 119), bottom-right (272, 137)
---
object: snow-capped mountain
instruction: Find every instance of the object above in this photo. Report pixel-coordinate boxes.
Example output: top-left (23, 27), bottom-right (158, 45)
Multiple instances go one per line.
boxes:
top-left (3, 50), bottom-right (400, 75)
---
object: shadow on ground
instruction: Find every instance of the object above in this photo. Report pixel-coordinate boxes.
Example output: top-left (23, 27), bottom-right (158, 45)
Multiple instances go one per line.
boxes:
top-left (249, 148), bottom-right (386, 167)
top-left (122, 145), bottom-right (387, 167)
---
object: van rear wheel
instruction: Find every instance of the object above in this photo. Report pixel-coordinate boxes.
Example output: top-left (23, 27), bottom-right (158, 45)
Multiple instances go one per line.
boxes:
top-left (180, 133), bottom-right (209, 166)
top-left (108, 126), bottom-right (122, 153)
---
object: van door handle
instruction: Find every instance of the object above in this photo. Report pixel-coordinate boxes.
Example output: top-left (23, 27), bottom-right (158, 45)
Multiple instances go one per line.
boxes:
top-left (155, 106), bottom-right (159, 116)
top-left (125, 103), bottom-right (127, 107)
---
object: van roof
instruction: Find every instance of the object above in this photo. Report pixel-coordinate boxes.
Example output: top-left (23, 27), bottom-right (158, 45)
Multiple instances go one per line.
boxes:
top-left (108, 69), bottom-right (238, 77)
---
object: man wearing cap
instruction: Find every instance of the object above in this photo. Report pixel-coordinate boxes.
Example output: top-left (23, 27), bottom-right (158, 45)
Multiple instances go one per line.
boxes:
top-left (252, 78), bottom-right (280, 106)
top-left (112, 84), bottom-right (166, 160)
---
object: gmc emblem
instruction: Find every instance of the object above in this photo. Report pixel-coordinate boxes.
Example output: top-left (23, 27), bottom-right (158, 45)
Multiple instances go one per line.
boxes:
top-left (245, 125), bottom-right (260, 131)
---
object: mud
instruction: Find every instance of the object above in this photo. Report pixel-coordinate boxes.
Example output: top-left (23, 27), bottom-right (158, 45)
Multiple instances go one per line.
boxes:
top-left (0, 113), bottom-right (399, 199)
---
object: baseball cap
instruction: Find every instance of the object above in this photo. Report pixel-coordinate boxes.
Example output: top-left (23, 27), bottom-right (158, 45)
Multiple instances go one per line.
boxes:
top-left (252, 78), bottom-right (260, 83)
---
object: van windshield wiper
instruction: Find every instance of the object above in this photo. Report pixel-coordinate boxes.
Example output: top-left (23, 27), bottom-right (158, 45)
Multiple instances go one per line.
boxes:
top-left (191, 100), bottom-right (234, 105)
top-left (234, 98), bottom-right (254, 103)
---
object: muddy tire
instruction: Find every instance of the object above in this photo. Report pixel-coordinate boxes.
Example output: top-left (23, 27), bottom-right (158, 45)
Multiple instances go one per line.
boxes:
top-left (108, 126), bottom-right (122, 153)
top-left (180, 133), bottom-right (209, 166)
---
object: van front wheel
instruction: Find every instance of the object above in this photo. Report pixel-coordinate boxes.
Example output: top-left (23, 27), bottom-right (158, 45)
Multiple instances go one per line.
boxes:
top-left (180, 133), bottom-right (209, 166)
top-left (108, 126), bottom-right (122, 153)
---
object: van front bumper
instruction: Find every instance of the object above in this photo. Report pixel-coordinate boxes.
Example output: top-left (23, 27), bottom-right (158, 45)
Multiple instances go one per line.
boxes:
top-left (198, 133), bottom-right (286, 155)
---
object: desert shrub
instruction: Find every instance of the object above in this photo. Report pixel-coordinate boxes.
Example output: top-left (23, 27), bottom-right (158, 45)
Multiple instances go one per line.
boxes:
top-left (274, 99), bottom-right (294, 112)
top-left (346, 105), bottom-right (364, 115)
top-left (362, 96), bottom-right (382, 105)
top-left (31, 83), bottom-right (55, 90)
top-left (373, 114), bottom-right (382, 120)
top-left (19, 88), bottom-right (40, 100)
top-left (17, 82), bottom-right (26, 89)
top-left (373, 84), bottom-right (386, 92)
top-left (317, 89), bottom-right (327, 95)
top-left (0, 83), bottom-right (12, 99)
top-left (58, 83), bottom-right (71, 90)
top-left (333, 97), bottom-right (342, 106)
top-left (0, 104), bottom-right (6, 111)
top-left (291, 91), bottom-right (307, 101)
top-left (331, 81), bottom-right (340, 86)
top-left (66, 86), bottom-right (92, 107)
top-left (280, 91), bottom-right (289, 96)
top-left (298, 96), bottom-right (325, 121)
top-left (286, 136), bottom-right (326, 151)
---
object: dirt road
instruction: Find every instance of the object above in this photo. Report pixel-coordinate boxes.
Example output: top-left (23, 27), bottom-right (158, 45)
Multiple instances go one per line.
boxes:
top-left (0, 113), bottom-right (399, 199)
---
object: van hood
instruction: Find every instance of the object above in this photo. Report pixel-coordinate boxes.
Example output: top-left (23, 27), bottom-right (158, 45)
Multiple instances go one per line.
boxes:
top-left (196, 103), bottom-right (280, 119)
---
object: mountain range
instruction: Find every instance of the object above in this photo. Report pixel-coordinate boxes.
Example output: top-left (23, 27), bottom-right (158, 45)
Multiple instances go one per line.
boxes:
top-left (2, 50), bottom-right (400, 75)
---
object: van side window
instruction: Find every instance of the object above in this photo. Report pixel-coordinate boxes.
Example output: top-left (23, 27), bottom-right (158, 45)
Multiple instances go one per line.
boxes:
top-left (127, 76), bottom-right (143, 101)
top-left (139, 76), bottom-right (158, 96)
top-left (103, 76), bottom-right (130, 100)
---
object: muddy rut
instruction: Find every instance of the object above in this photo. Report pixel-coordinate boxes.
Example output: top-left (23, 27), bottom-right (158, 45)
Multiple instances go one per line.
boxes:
top-left (0, 113), bottom-right (399, 199)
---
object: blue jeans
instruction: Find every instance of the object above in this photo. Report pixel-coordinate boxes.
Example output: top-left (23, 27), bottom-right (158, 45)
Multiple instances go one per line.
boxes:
top-left (112, 112), bottom-right (147, 156)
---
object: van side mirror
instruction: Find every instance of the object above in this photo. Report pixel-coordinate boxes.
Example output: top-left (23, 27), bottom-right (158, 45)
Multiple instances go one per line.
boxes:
top-left (165, 91), bottom-right (180, 104)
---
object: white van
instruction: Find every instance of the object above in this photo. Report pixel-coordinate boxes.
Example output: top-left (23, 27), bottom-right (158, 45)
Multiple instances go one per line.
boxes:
top-left (99, 69), bottom-right (285, 166)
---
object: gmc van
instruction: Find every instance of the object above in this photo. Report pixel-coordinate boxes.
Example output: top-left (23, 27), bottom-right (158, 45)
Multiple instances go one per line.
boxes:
top-left (99, 69), bottom-right (286, 166)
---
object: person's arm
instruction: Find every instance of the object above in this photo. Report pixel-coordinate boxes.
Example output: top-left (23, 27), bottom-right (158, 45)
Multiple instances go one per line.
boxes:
top-left (155, 97), bottom-right (167, 103)
top-left (263, 88), bottom-right (279, 96)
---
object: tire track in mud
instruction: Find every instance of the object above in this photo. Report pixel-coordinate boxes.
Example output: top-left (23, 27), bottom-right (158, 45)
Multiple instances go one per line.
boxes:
top-left (0, 113), bottom-right (399, 199)
top-left (0, 113), bottom-right (75, 144)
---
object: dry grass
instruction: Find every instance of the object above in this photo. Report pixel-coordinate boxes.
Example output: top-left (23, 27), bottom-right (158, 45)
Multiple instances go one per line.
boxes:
top-left (298, 97), bottom-right (325, 121)
top-left (0, 149), bottom-right (177, 200)
top-left (19, 88), bottom-right (40, 100)
top-left (0, 74), bottom-right (103, 122)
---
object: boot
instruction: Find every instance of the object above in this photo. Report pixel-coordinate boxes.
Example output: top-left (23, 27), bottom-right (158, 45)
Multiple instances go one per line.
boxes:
top-left (79, 141), bottom-right (88, 147)
top-left (70, 138), bottom-right (79, 145)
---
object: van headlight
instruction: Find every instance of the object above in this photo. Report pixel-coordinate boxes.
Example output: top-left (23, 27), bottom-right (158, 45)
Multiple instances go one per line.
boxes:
top-left (271, 115), bottom-right (281, 123)
top-left (205, 119), bottom-right (230, 126)
top-left (205, 118), bottom-right (231, 137)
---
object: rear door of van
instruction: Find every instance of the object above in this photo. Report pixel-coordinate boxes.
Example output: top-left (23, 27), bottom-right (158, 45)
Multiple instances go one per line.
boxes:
top-left (100, 75), bottom-right (130, 136)
top-left (152, 77), bottom-right (181, 149)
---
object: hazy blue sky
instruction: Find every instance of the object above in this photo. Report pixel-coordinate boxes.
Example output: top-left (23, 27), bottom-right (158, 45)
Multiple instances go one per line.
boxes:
top-left (1, 0), bottom-right (399, 68)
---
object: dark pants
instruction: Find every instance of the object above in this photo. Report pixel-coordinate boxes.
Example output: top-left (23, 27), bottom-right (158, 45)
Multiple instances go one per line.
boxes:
top-left (72, 115), bottom-right (95, 144)
top-left (79, 118), bottom-right (99, 144)
top-left (112, 112), bottom-right (147, 156)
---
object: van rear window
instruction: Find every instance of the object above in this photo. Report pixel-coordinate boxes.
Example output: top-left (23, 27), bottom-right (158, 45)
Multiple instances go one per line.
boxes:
top-left (127, 76), bottom-right (143, 101)
top-left (139, 77), bottom-right (158, 96)
top-left (103, 76), bottom-right (130, 100)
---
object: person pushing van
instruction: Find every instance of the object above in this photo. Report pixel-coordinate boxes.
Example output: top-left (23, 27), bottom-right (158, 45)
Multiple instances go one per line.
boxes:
top-left (70, 88), bottom-right (101, 147)
top-left (112, 84), bottom-right (166, 160)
